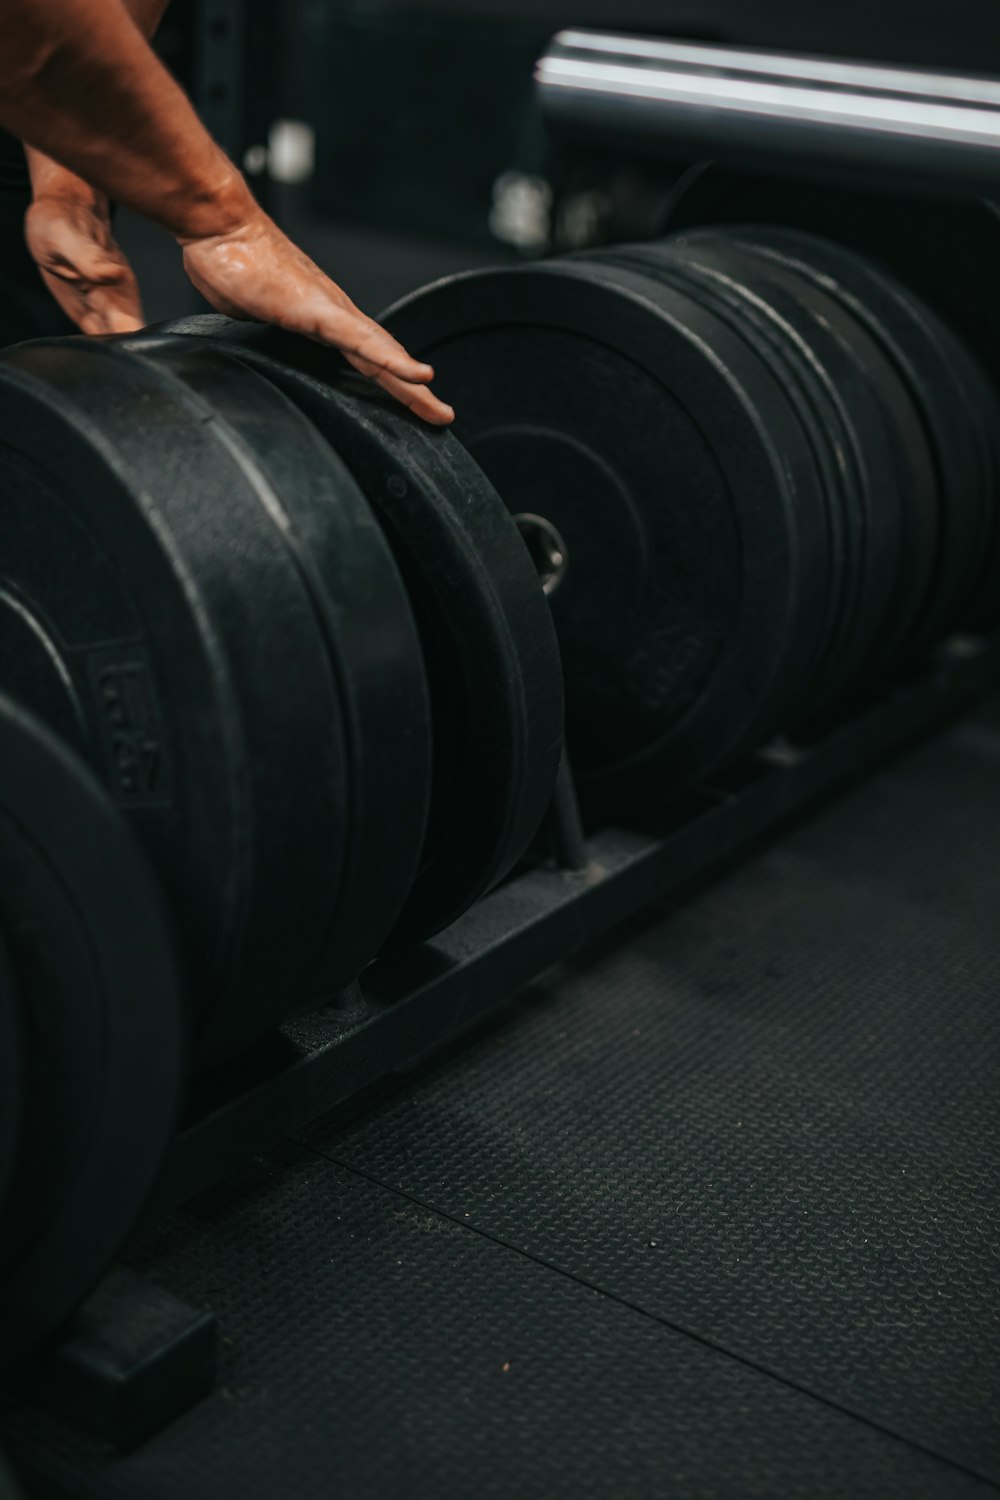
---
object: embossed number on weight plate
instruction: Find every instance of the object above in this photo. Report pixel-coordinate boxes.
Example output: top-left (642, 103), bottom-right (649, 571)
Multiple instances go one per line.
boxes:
top-left (623, 624), bottom-right (718, 715)
top-left (88, 654), bottom-right (170, 805)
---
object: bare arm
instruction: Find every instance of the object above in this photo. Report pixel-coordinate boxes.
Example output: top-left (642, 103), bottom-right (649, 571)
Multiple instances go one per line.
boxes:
top-left (25, 0), bottom-right (173, 194)
top-left (21, 0), bottom-right (170, 334)
top-left (2, 0), bottom-right (453, 422)
top-left (0, 0), bottom-right (251, 237)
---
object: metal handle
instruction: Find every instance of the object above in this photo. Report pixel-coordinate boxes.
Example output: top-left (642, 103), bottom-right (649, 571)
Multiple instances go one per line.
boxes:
top-left (537, 30), bottom-right (1000, 194)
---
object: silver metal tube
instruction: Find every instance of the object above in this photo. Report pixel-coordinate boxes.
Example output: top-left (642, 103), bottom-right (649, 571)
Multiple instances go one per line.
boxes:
top-left (537, 30), bottom-right (1000, 193)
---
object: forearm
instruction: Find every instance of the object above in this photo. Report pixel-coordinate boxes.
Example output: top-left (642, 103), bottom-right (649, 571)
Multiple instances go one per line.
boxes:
top-left (123, 0), bottom-right (172, 37)
top-left (24, 0), bottom-right (175, 201)
top-left (4, 0), bottom-right (452, 419)
top-left (0, 0), bottom-right (254, 240)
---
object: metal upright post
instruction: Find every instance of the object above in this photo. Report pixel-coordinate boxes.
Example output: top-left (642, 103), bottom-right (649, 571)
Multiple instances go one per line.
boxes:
top-left (544, 750), bottom-right (589, 872)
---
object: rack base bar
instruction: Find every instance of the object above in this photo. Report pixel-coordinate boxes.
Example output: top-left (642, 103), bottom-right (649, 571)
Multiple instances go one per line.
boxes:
top-left (16, 1268), bottom-right (216, 1451)
top-left (153, 639), bottom-right (998, 1217)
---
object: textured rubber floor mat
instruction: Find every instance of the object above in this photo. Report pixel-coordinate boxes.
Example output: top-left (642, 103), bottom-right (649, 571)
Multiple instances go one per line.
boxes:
top-left (298, 718), bottom-right (1000, 1483)
top-left (3, 1145), bottom-right (994, 1500)
top-left (4, 715), bottom-right (999, 1497)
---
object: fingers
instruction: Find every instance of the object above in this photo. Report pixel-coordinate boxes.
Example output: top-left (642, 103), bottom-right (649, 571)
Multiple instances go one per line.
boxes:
top-left (330, 313), bottom-right (436, 385)
top-left (40, 241), bottom-right (127, 289)
top-left (26, 196), bottom-right (145, 336)
top-left (293, 292), bottom-right (435, 385)
top-left (84, 301), bottom-right (145, 335)
top-left (181, 220), bottom-right (453, 423)
top-left (345, 354), bottom-right (455, 427)
top-left (190, 229), bottom-right (437, 384)
top-left (40, 265), bottom-right (144, 335)
top-left (320, 308), bottom-right (458, 423)
top-left (316, 303), bottom-right (453, 424)
top-left (383, 377), bottom-right (455, 427)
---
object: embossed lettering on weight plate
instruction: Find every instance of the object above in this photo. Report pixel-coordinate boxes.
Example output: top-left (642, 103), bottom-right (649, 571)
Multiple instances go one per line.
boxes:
top-left (88, 653), bottom-right (169, 805)
top-left (623, 623), bottom-right (717, 717)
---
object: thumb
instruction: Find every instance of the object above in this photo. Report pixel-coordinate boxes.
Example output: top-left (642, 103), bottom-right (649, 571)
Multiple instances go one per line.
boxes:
top-left (88, 300), bottom-right (145, 335)
top-left (48, 238), bottom-right (133, 288)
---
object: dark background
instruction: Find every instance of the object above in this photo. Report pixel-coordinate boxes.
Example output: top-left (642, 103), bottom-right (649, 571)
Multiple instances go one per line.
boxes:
top-left (114, 0), bottom-right (1000, 324)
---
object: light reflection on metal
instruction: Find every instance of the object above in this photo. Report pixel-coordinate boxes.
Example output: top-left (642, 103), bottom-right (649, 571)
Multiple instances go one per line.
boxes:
top-left (537, 31), bottom-right (1000, 192)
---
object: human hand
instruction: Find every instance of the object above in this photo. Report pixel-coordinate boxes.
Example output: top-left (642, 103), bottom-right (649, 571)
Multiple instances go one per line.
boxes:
top-left (24, 153), bottom-right (144, 335)
top-left (181, 204), bottom-right (454, 426)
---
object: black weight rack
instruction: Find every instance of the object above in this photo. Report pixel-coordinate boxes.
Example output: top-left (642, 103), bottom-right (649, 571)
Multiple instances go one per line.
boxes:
top-left (12, 633), bottom-right (998, 1458)
top-left (153, 635), bottom-right (1000, 1214)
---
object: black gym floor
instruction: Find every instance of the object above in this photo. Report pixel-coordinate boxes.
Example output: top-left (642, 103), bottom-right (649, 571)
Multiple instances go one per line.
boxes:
top-left (4, 700), bottom-right (1000, 1498)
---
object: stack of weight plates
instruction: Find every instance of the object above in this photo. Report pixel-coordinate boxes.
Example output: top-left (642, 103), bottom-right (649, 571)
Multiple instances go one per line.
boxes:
top-left (594, 229), bottom-right (999, 696)
top-left (142, 319), bottom-right (564, 949)
top-left (0, 694), bottom-right (182, 1370)
top-left (0, 323), bottom-right (565, 1363)
top-left (1, 221), bottom-right (997, 1371)
top-left (659, 163), bottom-right (1000, 410)
top-left (0, 331), bottom-right (563, 1065)
top-left (383, 225), bottom-right (1000, 814)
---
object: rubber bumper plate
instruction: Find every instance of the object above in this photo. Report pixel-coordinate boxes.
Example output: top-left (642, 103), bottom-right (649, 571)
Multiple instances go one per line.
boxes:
top-left (384, 258), bottom-right (831, 811)
top-left (146, 317), bottom-right (564, 943)
top-left (0, 693), bottom-right (182, 1367)
top-left (0, 339), bottom-right (431, 1060)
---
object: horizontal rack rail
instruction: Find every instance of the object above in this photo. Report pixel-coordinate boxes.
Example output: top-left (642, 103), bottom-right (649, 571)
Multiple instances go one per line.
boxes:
top-left (152, 635), bottom-right (1000, 1216)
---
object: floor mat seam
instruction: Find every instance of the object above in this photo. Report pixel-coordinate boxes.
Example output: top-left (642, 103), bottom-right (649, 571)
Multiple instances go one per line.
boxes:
top-left (296, 1138), bottom-right (1000, 1493)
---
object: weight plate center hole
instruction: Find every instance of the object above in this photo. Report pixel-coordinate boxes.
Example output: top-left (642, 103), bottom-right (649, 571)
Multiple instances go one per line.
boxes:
top-left (514, 512), bottom-right (569, 596)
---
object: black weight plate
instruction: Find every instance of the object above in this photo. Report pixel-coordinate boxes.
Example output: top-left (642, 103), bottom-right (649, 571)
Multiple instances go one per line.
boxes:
top-left (656, 235), bottom-right (911, 710)
top-left (141, 318), bottom-right (563, 946)
top-left (0, 927), bottom-right (22, 1234)
top-left (722, 225), bottom-right (988, 652)
top-left (385, 259), bottom-right (830, 809)
top-left (0, 694), bottom-right (182, 1367)
top-left (583, 242), bottom-right (846, 724)
top-left (0, 1447), bottom-right (21, 1500)
top-left (585, 239), bottom-right (880, 718)
top-left (661, 163), bottom-right (1000, 398)
top-left (667, 230), bottom-right (939, 689)
top-left (965, 414), bottom-right (1000, 630)
top-left (0, 342), bottom-right (346, 1061)
top-left (714, 233), bottom-right (940, 679)
top-left (115, 337), bottom-right (434, 1006)
top-left (0, 341), bottom-right (376, 1062)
